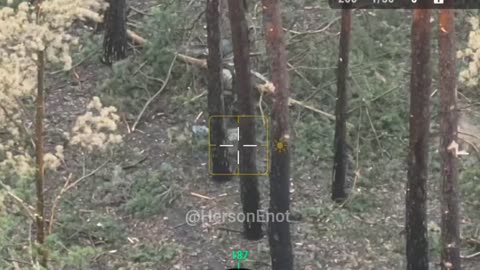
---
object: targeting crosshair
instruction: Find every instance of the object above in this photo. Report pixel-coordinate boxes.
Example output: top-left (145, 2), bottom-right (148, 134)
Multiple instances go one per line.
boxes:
top-left (208, 115), bottom-right (269, 176)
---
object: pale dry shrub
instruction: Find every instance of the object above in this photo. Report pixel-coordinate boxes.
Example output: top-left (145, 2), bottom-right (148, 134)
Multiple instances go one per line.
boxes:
top-left (70, 96), bottom-right (123, 152)
top-left (0, 0), bottom-right (108, 176)
top-left (457, 17), bottom-right (480, 86)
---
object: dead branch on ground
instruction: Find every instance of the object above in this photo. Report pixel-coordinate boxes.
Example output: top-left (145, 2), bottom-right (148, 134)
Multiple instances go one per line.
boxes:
top-left (132, 55), bottom-right (176, 131)
top-left (127, 29), bottom-right (148, 45)
top-left (126, 29), bottom-right (349, 125)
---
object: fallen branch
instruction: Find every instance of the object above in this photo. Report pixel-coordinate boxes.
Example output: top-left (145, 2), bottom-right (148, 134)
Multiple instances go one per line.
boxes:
top-left (121, 155), bottom-right (148, 170)
top-left (132, 55), bottom-right (176, 131)
top-left (48, 160), bottom-right (110, 234)
top-left (194, 111), bottom-right (203, 123)
top-left (129, 6), bottom-right (151, 16)
top-left (127, 21), bottom-right (141, 29)
top-left (184, 90), bottom-right (207, 105)
top-left (175, 53), bottom-right (207, 68)
top-left (127, 29), bottom-right (148, 46)
top-left (288, 98), bottom-right (335, 121)
top-left (347, 86), bottom-right (399, 114)
top-left (461, 251), bottom-right (480, 259)
top-left (177, 53), bottom-right (343, 123)
top-left (190, 192), bottom-right (213, 200)
top-left (284, 16), bottom-right (341, 35)
top-left (65, 160), bottom-right (110, 191)
top-left (127, 31), bottom-right (348, 125)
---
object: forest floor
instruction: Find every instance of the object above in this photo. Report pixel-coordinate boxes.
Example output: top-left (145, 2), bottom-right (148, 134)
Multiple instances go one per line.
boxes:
top-left (11, 1), bottom-right (480, 270)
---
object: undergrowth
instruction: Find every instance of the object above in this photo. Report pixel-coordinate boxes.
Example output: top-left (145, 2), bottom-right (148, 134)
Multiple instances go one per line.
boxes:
top-left (2, 1), bottom-right (480, 269)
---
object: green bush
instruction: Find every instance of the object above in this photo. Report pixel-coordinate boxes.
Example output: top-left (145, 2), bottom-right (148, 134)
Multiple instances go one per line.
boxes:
top-left (122, 168), bottom-right (180, 218)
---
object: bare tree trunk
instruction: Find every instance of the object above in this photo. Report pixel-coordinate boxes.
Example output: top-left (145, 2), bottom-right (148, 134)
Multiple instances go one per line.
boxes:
top-left (33, 1), bottom-right (48, 267)
top-left (228, 0), bottom-right (262, 240)
top-left (406, 9), bottom-right (432, 270)
top-left (207, 0), bottom-right (231, 181)
top-left (438, 7), bottom-right (462, 270)
top-left (332, 9), bottom-right (352, 203)
top-left (103, 0), bottom-right (127, 64)
top-left (262, 0), bottom-right (294, 268)
top-left (35, 48), bottom-right (48, 269)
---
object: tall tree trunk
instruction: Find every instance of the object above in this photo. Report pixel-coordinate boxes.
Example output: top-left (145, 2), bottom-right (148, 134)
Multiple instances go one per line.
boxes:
top-left (207, 0), bottom-right (231, 181)
top-left (438, 7), bottom-right (461, 270)
top-left (103, 0), bottom-right (127, 64)
top-left (228, 0), bottom-right (262, 240)
top-left (34, 1), bottom-right (48, 267)
top-left (262, 0), bottom-right (294, 269)
top-left (332, 9), bottom-right (352, 203)
top-left (406, 9), bottom-right (432, 270)
top-left (35, 48), bottom-right (48, 269)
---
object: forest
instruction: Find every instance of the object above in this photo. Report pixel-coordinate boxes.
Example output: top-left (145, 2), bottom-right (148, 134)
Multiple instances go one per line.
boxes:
top-left (0, 0), bottom-right (479, 269)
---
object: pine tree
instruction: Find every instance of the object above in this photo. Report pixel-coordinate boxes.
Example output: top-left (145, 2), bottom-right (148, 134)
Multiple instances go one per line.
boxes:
top-left (103, 0), bottom-right (127, 64)
top-left (332, 8), bottom-right (352, 203)
top-left (206, 0), bottom-right (231, 181)
top-left (406, 9), bottom-right (432, 270)
top-left (262, 0), bottom-right (294, 268)
top-left (438, 6), bottom-right (462, 270)
top-left (34, 3), bottom-right (48, 264)
top-left (228, 0), bottom-right (262, 240)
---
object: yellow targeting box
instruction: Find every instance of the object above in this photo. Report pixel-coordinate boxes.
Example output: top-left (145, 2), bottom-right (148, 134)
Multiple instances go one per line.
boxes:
top-left (208, 115), bottom-right (269, 176)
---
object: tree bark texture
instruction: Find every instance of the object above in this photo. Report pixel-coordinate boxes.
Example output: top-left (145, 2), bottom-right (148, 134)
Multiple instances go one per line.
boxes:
top-left (332, 8), bottom-right (352, 203)
top-left (35, 49), bottom-right (48, 268)
top-left (207, 0), bottom-right (231, 181)
top-left (406, 9), bottom-right (432, 270)
top-left (228, 0), bottom-right (262, 240)
top-left (103, 0), bottom-right (127, 64)
top-left (262, 0), bottom-right (294, 269)
top-left (34, 1), bottom-right (48, 266)
top-left (439, 6), bottom-right (462, 270)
